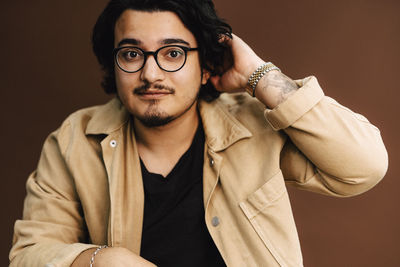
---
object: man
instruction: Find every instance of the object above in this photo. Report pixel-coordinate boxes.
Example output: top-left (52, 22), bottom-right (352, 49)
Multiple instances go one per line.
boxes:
top-left (9, 0), bottom-right (388, 266)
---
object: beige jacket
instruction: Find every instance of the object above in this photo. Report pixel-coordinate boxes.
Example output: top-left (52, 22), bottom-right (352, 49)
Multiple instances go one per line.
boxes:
top-left (10, 77), bottom-right (388, 267)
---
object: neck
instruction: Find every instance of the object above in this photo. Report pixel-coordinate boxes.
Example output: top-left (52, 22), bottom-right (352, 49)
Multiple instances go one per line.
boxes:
top-left (134, 106), bottom-right (199, 150)
top-left (133, 103), bottom-right (200, 176)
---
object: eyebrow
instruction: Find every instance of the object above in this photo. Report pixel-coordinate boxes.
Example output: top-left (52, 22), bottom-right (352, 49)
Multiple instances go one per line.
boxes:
top-left (117, 38), bottom-right (191, 48)
top-left (161, 38), bottom-right (190, 46)
top-left (117, 38), bottom-right (141, 47)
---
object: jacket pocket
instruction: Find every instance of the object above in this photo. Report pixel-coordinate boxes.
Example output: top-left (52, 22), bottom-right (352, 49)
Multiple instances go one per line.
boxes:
top-left (239, 170), bottom-right (303, 267)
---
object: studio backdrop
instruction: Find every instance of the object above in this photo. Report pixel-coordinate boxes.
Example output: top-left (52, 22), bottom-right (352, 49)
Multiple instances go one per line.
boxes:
top-left (1, 1), bottom-right (399, 266)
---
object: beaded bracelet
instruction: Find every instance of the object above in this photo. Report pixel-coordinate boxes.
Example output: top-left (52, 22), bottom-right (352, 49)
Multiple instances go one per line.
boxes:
top-left (89, 245), bottom-right (108, 267)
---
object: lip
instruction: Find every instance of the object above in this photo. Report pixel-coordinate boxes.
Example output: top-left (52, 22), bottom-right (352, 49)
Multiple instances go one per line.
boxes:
top-left (136, 90), bottom-right (172, 99)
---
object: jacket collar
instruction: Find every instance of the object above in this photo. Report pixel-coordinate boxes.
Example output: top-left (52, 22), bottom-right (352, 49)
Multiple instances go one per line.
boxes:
top-left (85, 97), bottom-right (252, 151)
top-left (199, 97), bottom-right (252, 152)
top-left (85, 98), bottom-right (130, 135)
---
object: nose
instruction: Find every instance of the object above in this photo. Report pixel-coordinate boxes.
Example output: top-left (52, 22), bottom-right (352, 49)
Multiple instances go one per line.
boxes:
top-left (140, 54), bottom-right (165, 83)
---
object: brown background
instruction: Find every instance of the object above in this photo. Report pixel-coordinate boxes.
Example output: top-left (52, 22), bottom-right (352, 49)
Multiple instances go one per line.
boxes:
top-left (1, 0), bottom-right (399, 266)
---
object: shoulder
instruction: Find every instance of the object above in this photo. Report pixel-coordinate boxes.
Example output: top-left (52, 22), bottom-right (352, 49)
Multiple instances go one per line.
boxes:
top-left (200, 93), bottom-right (275, 138)
top-left (216, 92), bottom-right (266, 113)
top-left (49, 98), bottom-right (129, 153)
top-left (61, 98), bottom-right (128, 133)
top-left (215, 92), bottom-right (269, 128)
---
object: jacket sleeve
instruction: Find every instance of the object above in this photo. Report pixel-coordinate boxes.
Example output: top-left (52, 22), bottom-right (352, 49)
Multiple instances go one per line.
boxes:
top-left (9, 121), bottom-right (98, 267)
top-left (265, 76), bottom-right (388, 197)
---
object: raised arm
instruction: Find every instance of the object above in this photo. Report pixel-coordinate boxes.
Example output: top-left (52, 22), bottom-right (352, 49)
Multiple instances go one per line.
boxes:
top-left (210, 34), bottom-right (388, 196)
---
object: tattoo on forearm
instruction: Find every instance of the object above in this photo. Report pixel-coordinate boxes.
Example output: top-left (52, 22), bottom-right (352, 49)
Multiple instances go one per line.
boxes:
top-left (266, 72), bottom-right (299, 104)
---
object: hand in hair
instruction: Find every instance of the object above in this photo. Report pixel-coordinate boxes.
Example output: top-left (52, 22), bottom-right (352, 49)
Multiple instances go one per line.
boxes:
top-left (210, 34), bottom-right (298, 109)
top-left (209, 34), bottom-right (264, 93)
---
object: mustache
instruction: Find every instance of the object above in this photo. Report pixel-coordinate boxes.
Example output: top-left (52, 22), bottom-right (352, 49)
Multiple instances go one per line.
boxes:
top-left (133, 82), bottom-right (175, 94)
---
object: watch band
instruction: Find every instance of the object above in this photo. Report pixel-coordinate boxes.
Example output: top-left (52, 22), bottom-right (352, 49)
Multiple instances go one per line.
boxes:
top-left (245, 62), bottom-right (281, 97)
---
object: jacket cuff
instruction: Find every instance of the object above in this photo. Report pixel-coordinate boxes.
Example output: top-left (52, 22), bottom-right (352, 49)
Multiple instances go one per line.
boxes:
top-left (264, 76), bottom-right (325, 130)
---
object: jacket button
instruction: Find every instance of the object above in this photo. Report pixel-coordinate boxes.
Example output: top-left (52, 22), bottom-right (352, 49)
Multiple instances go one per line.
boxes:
top-left (110, 140), bottom-right (117, 147)
top-left (210, 158), bottom-right (215, 167)
top-left (211, 216), bottom-right (220, 227)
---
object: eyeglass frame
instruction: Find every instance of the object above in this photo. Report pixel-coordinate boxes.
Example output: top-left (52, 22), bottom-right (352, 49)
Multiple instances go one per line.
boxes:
top-left (113, 45), bottom-right (199, 73)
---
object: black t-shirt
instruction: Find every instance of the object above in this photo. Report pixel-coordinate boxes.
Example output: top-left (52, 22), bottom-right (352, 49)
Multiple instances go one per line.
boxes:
top-left (140, 125), bottom-right (226, 267)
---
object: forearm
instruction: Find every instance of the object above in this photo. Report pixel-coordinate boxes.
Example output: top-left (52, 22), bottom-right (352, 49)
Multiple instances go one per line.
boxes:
top-left (266, 77), bottom-right (388, 196)
top-left (72, 247), bottom-right (156, 267)
top-left (71, 248), bottom-right (97, 267)
top-left (254, 69), bottom-right (299, 109)
top-left (9, 242), bottom-right (98, 267)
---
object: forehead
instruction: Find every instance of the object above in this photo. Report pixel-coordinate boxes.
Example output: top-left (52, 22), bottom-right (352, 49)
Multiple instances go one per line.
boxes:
top-left (114, 10), bottom-right (197, 48)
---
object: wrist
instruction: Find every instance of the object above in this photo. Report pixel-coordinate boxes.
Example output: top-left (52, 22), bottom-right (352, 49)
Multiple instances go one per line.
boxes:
top-left (239, 58), bottom-right (265, 90)
top-left (245, 62), bottom-right (281, 97)
top-left (90, 245), bottom-right (108, 267)
top-left (254, 71), bottom-right (298, 109)
top-left (85, 246), bottom-right (157, 267)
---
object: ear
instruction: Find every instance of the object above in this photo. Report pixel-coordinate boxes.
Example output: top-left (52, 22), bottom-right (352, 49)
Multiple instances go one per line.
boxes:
top-left (201, 69), bottom-right (211, 85)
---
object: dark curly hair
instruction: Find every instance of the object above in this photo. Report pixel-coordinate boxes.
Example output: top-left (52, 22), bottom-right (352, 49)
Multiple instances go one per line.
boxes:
top-left (92, 0), bottom-right (232, 101)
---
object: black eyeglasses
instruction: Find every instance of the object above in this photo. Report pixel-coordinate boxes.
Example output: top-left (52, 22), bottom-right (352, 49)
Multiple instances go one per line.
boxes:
top-left (113, 45), bottom-right (199, 73)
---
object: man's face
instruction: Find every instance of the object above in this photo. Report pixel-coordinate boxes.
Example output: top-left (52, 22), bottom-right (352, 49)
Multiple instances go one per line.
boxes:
top-left (114, 10), bottom-right (209, 127)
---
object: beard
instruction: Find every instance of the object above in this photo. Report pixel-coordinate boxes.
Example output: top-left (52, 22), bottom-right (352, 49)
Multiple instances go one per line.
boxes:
top-left (135, 92), bottom-right (199, 128)
top-left (132, 81), bottom-right (201, 127)
top-left (136, 100), bottom-right (175, 127)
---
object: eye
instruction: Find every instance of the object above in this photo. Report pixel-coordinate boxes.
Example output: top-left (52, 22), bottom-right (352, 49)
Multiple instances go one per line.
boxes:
top-left (119, 48), bottom-right (143, 61)
top-left (123, 50), bottom-right (138, 60)
top-left (161, 47), bottom-right (185, 60)
top-left (127, 51), bottom-right (138, 58)
top-left (169, 50), bottom-right (181, 58)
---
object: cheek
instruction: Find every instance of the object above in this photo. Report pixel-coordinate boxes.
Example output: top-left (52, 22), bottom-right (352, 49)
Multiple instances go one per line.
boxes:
top-left (172, 72), bottom-right (201, 96)
top-left (115, 70), bottom-right (136, 94)
top-left (174, 63), bottom-right (203, 86)
top-left (115, 70), bottom-right (127, 88)
top-left (115, 73), bottom-right (135, 108)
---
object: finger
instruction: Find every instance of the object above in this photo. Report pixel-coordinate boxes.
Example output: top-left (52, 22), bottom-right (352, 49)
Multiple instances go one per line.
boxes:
top-left (218, 33), bottom-right (232, 45)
